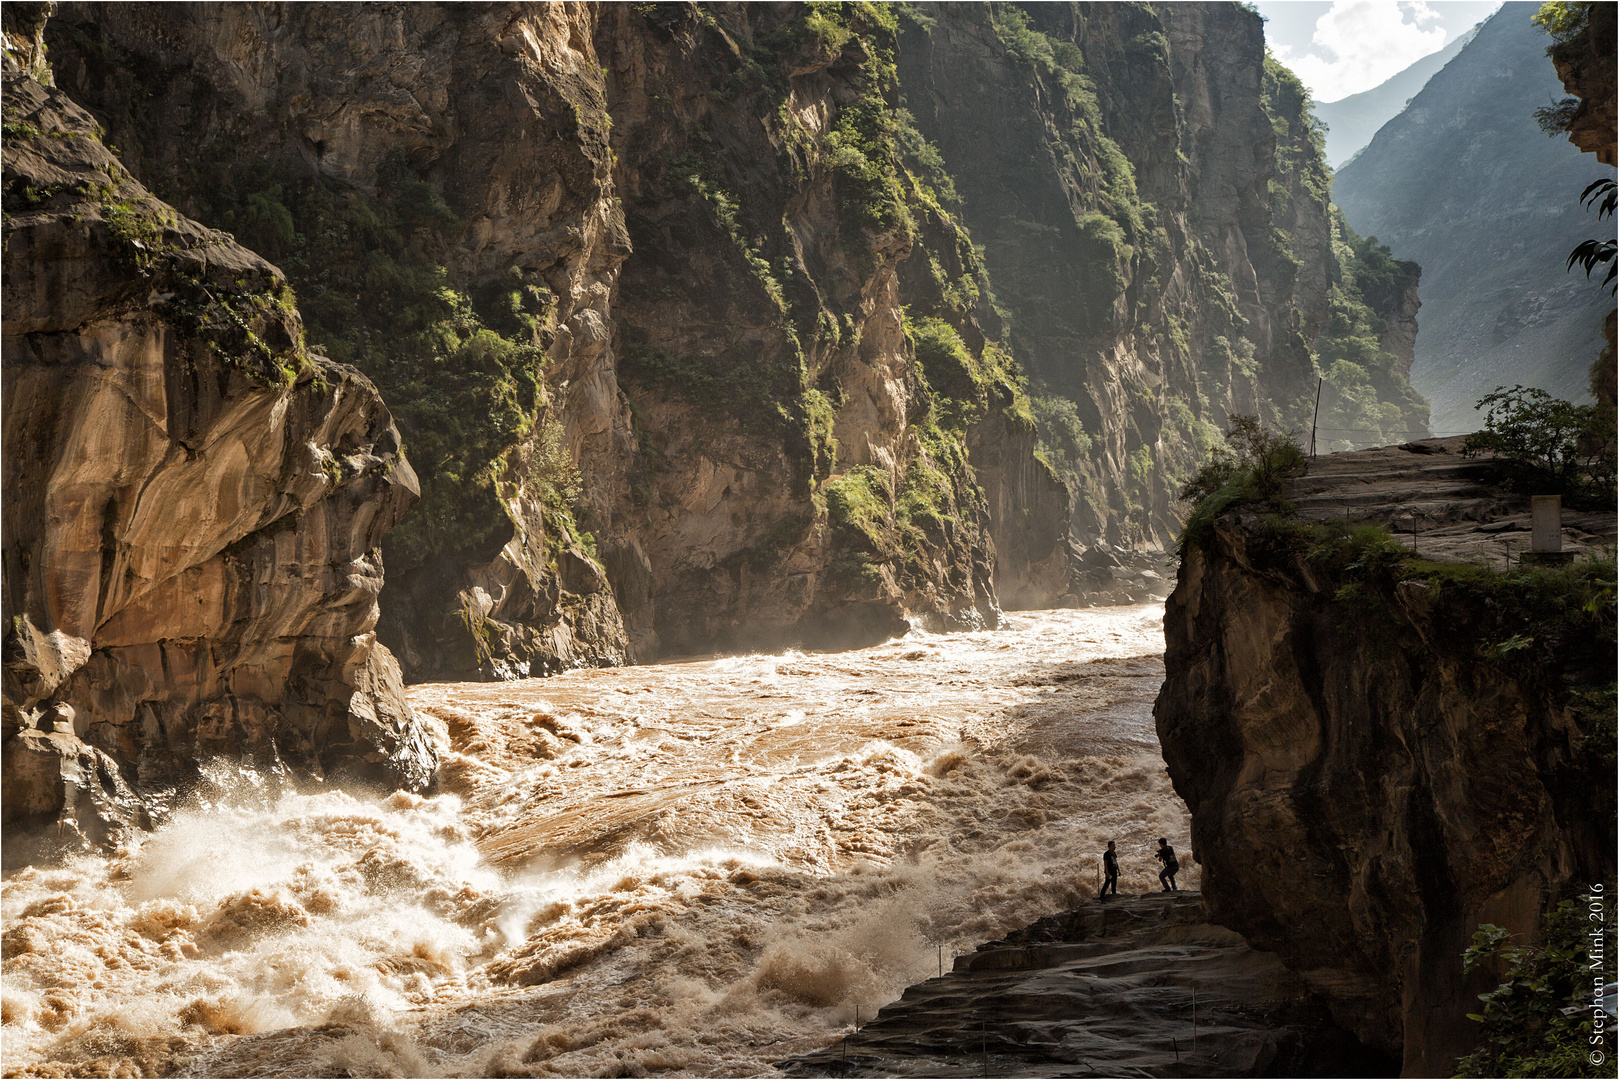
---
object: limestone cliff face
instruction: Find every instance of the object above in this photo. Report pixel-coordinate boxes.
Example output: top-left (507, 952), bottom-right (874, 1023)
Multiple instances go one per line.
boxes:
top-left (596, 4), bottom-right (1028, 651)
top-left (37, 2), bottom-right (1430, 678)
top-left (47, 2), bottom-right (1054, 667)
top-left (1359, 257), bottom-right (1422, 378)
top-left (1155, 443), bottom-right (1616, 1073)
top-left (45, 1), bottom-right (638, 680)
top-left (1, 68), bottom-right (435, 851)
top-left (897, 3), bottom-right (1420, 549)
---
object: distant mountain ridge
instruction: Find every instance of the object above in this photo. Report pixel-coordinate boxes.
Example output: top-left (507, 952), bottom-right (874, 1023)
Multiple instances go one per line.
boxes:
top-left (1314, 27), bottom-right (1478, 169)
top-left (1332, 1), bottom-right (1612, 435)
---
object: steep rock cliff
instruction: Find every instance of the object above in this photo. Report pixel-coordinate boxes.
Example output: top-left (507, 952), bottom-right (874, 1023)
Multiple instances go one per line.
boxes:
top-left (900, 3), bottom-right (1427, 546)
top-left (1, 65), bottom-right (436, 853)
top-left (595, 3), bottom-right (1028, 651)
top-left (44, 1), bottom-right (640, 680)
top-left (1155, 441), bottom-right (1616, 1073)
top-left (46, 2), bottom-right (1056, 668)
top-left (38, 2), bottom-right (1432, 679)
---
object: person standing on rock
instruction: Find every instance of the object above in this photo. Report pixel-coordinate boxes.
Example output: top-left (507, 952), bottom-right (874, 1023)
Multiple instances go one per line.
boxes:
top-left (1098, 841), bottom-right (1119, 900)
top-left (1155, 838), bottom-right (1180, 892)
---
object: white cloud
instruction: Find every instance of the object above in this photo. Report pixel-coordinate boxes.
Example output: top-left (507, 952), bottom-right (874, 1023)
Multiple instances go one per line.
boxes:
top-left (1273, 0), bottom-right (1450, 102)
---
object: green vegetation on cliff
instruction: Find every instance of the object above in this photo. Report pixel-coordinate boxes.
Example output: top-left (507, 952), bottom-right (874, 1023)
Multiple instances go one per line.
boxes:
top-left (987, 5), bottom-right (1157, 335)
top-left (148, 161), bottom-right (557, 573)
top-left (1458, 897), bottom-right (1617, 1078)
top-left (1464, 385), bottom-right (1618, 501)
top-left (1181, 428), bottom-right (1617, 697)
top-left (1261, 55), bottom-right (1430, 451)
top-left (1313, 212), bottom-right (1430, 449)
top-left (1177, 415), bottom-right (1307, 546)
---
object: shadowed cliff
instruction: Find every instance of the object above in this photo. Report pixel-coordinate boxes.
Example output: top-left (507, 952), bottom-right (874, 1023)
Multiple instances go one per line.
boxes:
top-left (1155, 439), bottom-right (1616, 1073)
top-left (35, 1), bottom-right (1432, 683)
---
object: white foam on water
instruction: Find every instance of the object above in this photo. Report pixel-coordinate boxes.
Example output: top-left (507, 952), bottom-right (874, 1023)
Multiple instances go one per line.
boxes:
top-left (2, 604), bottom-right (1194, 1077)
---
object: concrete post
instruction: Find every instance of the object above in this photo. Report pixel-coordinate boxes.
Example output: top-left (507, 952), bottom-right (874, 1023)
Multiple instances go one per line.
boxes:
top-left (1530, 495), bottom-right (1563, 553)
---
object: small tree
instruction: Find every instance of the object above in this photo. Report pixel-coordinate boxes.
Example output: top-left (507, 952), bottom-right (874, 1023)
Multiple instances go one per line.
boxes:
top-left (1462, 386), bottom-right (1616, 497)
top-left (1179, 414), bottom-right (1307, 505)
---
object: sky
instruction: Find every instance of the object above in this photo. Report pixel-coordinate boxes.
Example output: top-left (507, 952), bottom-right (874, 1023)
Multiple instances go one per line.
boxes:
top-left (1254, 0), bottom-right (1505, 102)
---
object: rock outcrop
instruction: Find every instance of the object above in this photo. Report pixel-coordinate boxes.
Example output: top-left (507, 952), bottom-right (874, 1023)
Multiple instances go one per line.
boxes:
top-left (1547, 0), bottom-right (1617, 167)
top-left (37, 2), bottom-right (1433, 680)
top-left (1, 63), bottom-right (436, 854)
top-left (42, 1), bottom-right (642, 680)
top-left (1155, 439), bottom-right (1617, 1073)
top-left (782, 891), bottom-right (1395, 1077)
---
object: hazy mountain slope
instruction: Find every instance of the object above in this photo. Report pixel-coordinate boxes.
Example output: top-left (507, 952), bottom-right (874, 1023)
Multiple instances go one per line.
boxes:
top-left (1314, 27), bottom-right (1476, 169)
top-left (1332, 2), bottom-right (1612, 435)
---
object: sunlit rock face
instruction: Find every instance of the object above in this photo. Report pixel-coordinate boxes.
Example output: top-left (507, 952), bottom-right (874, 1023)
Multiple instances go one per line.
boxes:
top-left (37, 2), bottom-right (1431, 679)
top-left (1155, 440), bottom-right (1617, 1073)
top-left (1, 68), bottom-right (435, 852)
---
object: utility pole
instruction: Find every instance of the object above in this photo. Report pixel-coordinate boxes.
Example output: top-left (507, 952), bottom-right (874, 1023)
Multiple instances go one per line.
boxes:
top-left (1310, 377), bottom-right (1323, 458)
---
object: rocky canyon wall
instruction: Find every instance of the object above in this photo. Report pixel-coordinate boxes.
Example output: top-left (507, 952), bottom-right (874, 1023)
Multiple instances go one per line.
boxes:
top-left (1155, 445), bottom-right (1616, 1073)
top-left (24, 2), bottom-right (1432, 685)
top-left (1, 28), bottom-right (437, 854)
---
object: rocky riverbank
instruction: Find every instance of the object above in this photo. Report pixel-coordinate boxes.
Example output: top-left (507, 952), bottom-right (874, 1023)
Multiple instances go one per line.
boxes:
top-left (781, 891), bottom-right (1394, 1077)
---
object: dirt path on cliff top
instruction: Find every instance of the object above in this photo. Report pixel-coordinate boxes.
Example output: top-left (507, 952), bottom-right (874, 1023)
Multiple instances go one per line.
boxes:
top-left (1, 604), bottom-right (1198, 1078)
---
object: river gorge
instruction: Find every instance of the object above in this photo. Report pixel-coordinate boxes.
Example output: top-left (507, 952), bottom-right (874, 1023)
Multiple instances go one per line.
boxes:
top-left (5, 1), bottom-right (1613, 1074)
top-left (3, 604), bottom-right (1197, 1078)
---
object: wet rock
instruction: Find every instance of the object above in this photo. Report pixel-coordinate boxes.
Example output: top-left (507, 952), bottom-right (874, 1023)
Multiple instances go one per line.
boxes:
top-left (1, 726), bottom-right (149, 856)
top-left (780, 892), bottom-right (1394, 1078)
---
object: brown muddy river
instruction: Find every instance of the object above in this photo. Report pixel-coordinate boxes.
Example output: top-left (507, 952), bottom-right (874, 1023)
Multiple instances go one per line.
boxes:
top-left (1, 604), bottom-right (1197, 1077)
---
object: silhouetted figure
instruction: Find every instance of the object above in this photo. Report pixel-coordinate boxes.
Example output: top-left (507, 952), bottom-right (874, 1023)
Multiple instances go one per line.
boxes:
top-left (1098, 841), bottom-right (1119, 900)
top-left (1156, 837), bottom-right (1179, 892)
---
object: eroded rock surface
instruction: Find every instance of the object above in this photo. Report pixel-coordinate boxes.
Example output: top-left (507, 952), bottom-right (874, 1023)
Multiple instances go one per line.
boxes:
top-left (39, 3), bottom-right (1431, 678)
top-left (1155, 439), bottom-right (1617, 1072)
top-left (781, 892), bottom-right (1394, 1078)
top-left (2, 67), bottom-right (436, 853)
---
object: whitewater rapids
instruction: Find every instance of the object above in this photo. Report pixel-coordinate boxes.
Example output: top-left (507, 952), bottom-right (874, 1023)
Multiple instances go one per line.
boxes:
top-left (1, 604), bottom-right (1197, 1078)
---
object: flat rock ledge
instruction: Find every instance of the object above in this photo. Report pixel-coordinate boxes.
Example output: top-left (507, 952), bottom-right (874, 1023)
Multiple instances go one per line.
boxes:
top-left (1286, 436), bottom-right (1615, 563)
